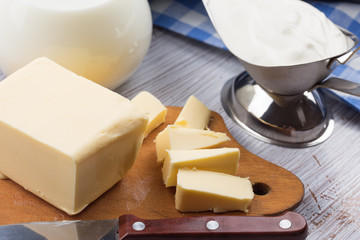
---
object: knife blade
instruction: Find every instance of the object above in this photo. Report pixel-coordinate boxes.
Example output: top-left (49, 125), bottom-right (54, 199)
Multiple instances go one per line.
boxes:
top-left (0, 211), bottom-right (307, 240)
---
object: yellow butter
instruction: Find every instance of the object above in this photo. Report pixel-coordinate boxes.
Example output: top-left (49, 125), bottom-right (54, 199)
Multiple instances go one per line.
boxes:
top-left (155, 125), bottom-right (230, 162)
top-left (162, 148), bottom-right (240, 187)
top-left (174, 95), bottom-right (211, 129)
top-left (175, 168), bottom-right (254, 213)
top-left (0, 57), bottom-right (148, 215)
top-left (131, 91), bottom-right (167, 137)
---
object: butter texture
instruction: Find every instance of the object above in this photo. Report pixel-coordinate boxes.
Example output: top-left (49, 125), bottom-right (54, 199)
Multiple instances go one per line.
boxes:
top-left (0, 57), bottom-right (148, 215)
top-left (175, 169), bottom-right (254, 213)
top-left (174, 95), bottom-right (211, 129)
top-left (131, 91), bottom-right (167, 137)
top-left (162, 148), bottom-right (240, 187)
top-left (155, 125), bottom-right (230, 162)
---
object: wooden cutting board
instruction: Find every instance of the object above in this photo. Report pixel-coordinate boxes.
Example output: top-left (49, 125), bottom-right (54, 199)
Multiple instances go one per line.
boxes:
top-left (0, 107), bottom-right (304, 225)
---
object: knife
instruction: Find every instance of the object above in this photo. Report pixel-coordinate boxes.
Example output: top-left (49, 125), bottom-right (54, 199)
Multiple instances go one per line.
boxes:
top-left (0, 211), bottom-right (307, 240)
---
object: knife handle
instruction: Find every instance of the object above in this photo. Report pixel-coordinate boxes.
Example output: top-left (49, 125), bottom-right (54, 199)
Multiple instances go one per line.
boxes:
top-left (118, 211), bottom-right (308, 240)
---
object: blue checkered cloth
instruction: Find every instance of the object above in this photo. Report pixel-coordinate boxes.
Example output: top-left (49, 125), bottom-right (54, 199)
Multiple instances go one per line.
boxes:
top-left (149, 0), bottom-right (360, 111)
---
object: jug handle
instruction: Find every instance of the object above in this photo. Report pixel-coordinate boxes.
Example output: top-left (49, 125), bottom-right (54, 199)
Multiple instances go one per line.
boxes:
top-left (310, 77), bottom-right (360, 97)
top-left (315, 45), bottom-right (360, 96)
top-left (328, 46), bottom-right (360, 70)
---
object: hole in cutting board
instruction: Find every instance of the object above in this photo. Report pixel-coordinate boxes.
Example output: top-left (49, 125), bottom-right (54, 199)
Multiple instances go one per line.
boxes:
top-left (252, 182), bottom-right (270, 195)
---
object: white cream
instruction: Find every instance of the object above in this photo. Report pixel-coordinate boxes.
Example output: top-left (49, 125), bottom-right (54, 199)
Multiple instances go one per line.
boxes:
top-left (203, 0), bottom-right (352, 66)
top-left (0, 0), bottom-right (152, 89)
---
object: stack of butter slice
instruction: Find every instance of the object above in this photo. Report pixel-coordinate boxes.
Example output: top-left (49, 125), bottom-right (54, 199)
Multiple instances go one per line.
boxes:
top-left (155, 95), bottom-right (254, 213)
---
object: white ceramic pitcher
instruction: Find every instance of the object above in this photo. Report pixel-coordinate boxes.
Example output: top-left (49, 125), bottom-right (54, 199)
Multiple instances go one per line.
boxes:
top-left (0, 0), bottom-right (152, 89)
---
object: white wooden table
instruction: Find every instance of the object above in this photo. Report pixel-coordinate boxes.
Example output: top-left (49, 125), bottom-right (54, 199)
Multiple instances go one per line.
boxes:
top-left (117, 27), bottom-right (360, 240)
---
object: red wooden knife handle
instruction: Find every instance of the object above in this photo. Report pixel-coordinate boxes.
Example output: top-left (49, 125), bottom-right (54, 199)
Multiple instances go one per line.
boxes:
top-left (118, 211), bottom-right (308, 240)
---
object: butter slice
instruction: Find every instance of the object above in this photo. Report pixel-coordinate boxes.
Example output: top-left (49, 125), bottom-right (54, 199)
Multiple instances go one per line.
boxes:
top-left (0, 57), bottom-right (148, 215)
top-left (131, 91), bottom-right (167, 137)
top-left (162, 148), bottom-right (240, 187)
top-left (174, 95), bottom-right (211, 129)
top-left (155, 125), bottom-right (230, 162)
top-left (175, 169), bottom-right (254, 213)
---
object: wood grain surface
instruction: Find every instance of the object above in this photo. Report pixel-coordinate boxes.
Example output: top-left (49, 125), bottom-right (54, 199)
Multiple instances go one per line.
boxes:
top-left (0, 107), bottom-right (303, 225)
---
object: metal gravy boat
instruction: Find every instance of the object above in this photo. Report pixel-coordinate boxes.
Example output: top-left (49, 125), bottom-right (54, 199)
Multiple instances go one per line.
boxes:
top-left (221, 27), bottom-right (360, 147)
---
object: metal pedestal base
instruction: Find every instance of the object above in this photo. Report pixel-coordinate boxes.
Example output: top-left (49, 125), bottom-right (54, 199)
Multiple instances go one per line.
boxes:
top-left (221, 72), bottom-right (334, 148)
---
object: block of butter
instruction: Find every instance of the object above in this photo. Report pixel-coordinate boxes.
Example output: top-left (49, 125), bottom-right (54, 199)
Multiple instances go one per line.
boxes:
top-left (175, 168), bottom-right (254, 213)
top-left (162, 148), bottom-right (240, 187)
top-left (131, 91), bottom-right (167, 137)
top-left (174, 95), bottom-right (211, 129)
top-left (155, 125), bottom-right (230, 162)
top-left (0, 57), bottom-right (148, 215)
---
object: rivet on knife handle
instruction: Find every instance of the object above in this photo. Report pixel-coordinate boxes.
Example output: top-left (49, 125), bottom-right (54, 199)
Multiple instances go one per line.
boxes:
top-left (118, 211), bottom-right (308, 240)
